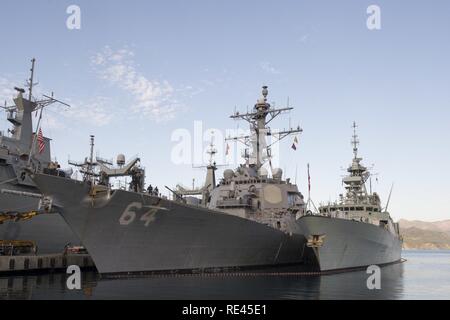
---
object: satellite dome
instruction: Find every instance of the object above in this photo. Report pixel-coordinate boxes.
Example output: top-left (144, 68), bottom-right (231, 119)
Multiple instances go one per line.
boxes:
top-left (223, 169), bottom-right (234, 180)
top-left (272, 168), bottom-right (283, 180)
top-left (64, 167), bottom-right (74, 177)
top-left (117, 154), bottom-right (126, 166)
top-left (258, 167), bottom-right (268, 178)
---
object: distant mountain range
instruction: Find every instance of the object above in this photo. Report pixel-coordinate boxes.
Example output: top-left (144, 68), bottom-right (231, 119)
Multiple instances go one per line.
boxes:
top-left (399, 219), bottom-right (450, 250)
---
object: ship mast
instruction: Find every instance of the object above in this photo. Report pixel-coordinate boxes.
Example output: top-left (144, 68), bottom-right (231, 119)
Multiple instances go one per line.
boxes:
top-left (206, 134), bottom-right (217, 167)
top-left (342, 121), bottom-right (371, 203)
top-left (24, 59), bottom-right (70, 166)
top-left (68, 135), bottom-right (99, 182)
top-left (226, 86), bottom-right (302, 172)
top-left (88, 135), bottom-right (95, 184)
top-left (351, 121), bottom-right (359, 159)
top-left (27, 58), bottom-right (36, 101)
top-left (205, 133), bottom-right (218, 189)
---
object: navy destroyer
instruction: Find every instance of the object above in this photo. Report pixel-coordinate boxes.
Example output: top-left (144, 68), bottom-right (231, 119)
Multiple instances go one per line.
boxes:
top-left (0, 59), bottom-right (80, 253)
top-left (31, 86), bottom-right (309, 275)
top-left (296, 122), bottom-right (402, 271)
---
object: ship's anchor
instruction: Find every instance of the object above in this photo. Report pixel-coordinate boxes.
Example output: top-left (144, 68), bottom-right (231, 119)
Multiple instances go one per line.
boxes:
top-left (306, 234), bottom-right (326, 248)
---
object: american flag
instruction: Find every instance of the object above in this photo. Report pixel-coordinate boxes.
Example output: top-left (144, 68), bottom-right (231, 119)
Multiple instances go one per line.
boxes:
top-left (37, 128), bottom-right (45, 154)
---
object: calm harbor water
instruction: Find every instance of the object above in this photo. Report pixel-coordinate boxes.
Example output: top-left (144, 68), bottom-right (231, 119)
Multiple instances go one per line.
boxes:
top-left (1, 250), bottom-right (449, 300)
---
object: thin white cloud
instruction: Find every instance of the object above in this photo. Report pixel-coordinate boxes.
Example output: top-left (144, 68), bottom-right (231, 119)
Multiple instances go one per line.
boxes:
top-left (92, 46), bottom-right (180, 122)
top-left (0, 75), bottom-right (113, 128)
top-left (62, 97), bottom-right (114, 127)
top-left (0, 77), bottom-right (17, 105)
top-left (299, 34), bottom-right (309, 43)
top-left (260, 61), bottom-right (281, 75)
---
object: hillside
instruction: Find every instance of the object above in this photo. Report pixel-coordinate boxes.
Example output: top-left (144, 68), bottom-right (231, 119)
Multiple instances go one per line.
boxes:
top-left (399, 219), bottom-right (450, 233)
top-left (399, 219), bottom-right (450, 250)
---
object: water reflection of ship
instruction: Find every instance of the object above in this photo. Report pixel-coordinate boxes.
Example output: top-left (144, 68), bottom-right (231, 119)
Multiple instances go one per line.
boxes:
top-left (0, 271), bottom-right (98, 300)
top-left (0, 260), bottom-right (405, 299)
top-left (316, 261), bottom-right (405, 300)
top-left (92, 262), bottom-right (404, 299)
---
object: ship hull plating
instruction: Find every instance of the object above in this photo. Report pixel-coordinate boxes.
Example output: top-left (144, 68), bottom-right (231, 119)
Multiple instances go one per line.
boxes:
top-left (33, 174), bottom-right (306, 274)
top-left (296, 215), bottom-right (402, 271)
top-left (0, 183), bottom-right (80, 254)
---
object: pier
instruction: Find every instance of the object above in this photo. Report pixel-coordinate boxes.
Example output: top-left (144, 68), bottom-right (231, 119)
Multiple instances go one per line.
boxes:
top-left (0, 253), bottom-right (95, 274)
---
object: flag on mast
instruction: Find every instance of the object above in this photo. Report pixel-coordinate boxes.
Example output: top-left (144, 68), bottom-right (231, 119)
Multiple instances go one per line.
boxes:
top-left (292, 136), bottom-right (299, 150)
top-left (37, 128), bottom-right (45, 154)
top-left (307, 163), bottom-right (311, 192)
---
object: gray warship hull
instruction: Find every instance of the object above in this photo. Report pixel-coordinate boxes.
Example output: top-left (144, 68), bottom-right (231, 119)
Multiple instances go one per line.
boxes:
top-left (32, 173), bottom-right (307, 274)
top-left (0, 182), bottom-right (80, 254)
top-left (296, 215), bottom-right (402, 271)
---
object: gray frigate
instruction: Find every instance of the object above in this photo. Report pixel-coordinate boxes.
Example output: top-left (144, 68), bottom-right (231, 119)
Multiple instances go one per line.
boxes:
top-left (0, 59), bottom-right (80, 253)
top-left (31, 86), bottom-right (310, 275)
top-left (296, 122), bottom-right (402, 271)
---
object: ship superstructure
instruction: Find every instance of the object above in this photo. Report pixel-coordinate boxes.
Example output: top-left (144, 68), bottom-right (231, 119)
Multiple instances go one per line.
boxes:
top-left (206, 86), bottom-right (305, 228)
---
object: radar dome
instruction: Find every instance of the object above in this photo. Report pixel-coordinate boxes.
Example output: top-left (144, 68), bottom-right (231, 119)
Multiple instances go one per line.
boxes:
top-left (223, 169), bottom-right (234, 180)
top-left (64, 167), bottom-right (74, 177)
top-left (117, 154), bottom-right (126, 166)
top-left (258, 167), bottom-right (268, 178)
top-left (272, 168), bottom-right (283, 180)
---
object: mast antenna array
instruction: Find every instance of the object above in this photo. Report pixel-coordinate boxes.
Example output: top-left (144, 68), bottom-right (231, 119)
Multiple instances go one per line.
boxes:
top-left (226, 86), bottom-right (302, 169)
top-left (24, 59), bottom-right (71, 166)
top-left (26, 58), bottom-right (38, 101)
top-left (351, 121), bottom-right (359, 159)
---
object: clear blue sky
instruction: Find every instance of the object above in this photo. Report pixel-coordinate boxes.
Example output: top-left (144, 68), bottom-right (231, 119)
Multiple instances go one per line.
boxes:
top-left (1, 0), bottom-right (449, 221)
